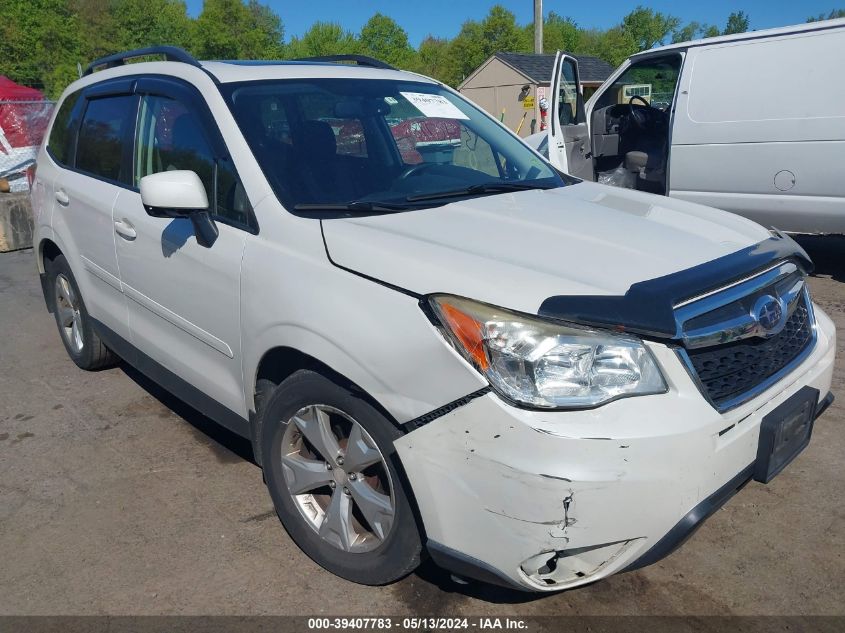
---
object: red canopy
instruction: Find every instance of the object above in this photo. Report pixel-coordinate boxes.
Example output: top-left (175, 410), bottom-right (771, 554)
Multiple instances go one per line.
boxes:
top-left (0, 76), bottom-right (44, 101)
top-left (0, 76), bottom-right (50, 149)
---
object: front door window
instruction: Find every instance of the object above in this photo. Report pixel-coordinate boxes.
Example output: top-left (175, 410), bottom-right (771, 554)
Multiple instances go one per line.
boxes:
top-left (556, 58), bottom-right (584, 129)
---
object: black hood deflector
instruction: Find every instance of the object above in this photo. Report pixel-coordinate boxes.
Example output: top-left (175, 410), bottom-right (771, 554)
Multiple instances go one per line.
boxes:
top-left (538, 234), bottom-right (813, 339)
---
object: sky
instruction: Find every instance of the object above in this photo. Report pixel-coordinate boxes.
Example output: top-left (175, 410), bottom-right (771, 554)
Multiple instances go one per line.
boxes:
top-left (184, 0), bottom-right (841, 46)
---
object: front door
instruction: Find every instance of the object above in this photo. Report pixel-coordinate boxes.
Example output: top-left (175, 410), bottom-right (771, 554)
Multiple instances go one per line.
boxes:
top-left (113, 80), bottom-right (255, 420)
top-left (547, 52), bottom-right (593, 180)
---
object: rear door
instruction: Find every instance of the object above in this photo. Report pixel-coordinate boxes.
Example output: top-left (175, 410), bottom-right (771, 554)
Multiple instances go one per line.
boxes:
top-left (51, 83), bottom-right (137, 343)
top-left (36, 90), bottom-right (82, 240)
top-left (547, 52), bottom-right (593, 180)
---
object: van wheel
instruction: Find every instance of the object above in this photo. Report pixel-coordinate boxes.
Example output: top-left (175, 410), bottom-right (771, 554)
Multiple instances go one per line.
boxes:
top-left (259, 370), bottom-right (422, 585)
top-left (47, 254), bottom-right (117, 370)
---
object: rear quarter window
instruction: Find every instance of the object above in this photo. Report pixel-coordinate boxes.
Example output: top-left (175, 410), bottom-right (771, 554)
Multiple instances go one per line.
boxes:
top-left (47, 91), bottom-right (81, 165)
top-left (75, 95), bottom-right (138, 184)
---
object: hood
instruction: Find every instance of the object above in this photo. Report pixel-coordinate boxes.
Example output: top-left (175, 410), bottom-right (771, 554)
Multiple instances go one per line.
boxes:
top-left (321, 181), bottom-right (773, 315)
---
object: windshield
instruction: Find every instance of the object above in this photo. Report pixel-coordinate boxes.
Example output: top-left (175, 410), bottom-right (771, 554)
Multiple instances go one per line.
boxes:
top-left (222, 79), bottom-right (571, 212)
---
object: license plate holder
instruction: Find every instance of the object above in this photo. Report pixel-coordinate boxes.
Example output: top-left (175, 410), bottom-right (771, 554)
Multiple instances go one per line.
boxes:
top-left (754, 386), bottom-right (818, 484)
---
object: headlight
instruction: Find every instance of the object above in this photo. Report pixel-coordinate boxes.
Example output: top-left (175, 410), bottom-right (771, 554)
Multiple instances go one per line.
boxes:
top-left (429, 295), bottom-right (667, 409)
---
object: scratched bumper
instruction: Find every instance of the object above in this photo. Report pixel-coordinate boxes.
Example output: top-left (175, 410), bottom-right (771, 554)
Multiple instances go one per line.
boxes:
top-left (394, 306), bottom-right (836, 591)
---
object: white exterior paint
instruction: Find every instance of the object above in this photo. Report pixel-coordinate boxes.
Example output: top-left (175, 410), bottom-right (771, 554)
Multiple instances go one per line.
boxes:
top-left (139, 170), bottom-right (209, 210)
top-left (668, 25), bottom-right (845, 233)
top-left (534, 18), bottom-right (845, 234)
top-left (31, 54), bottom-right (838, 592)
top-left (396, 306), bottom-right (835, 589)
top-left (321, 181), bottom-right (770, 314)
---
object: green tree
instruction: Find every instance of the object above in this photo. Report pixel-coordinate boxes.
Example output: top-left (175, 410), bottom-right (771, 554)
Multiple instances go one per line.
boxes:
top-left (409, 36), bottom-right (457, 84)
top-left (541, 12), bottom-right (579, 52)
top-left (807, 9), bottom-right (845, 21)
top-left (480, 5), bottom-right (531, 53)
top-left (723, 11), bottom-right (750, 34)
top-left (594, 27), bottom-right (639, 66)
top-left (0, 0), bottom-right (82, 96)
top-left (359, 13), bottom-right (414, 68)
top-left (672, 21), bottom-right (721, 43)
top-left (111, 0), bottom-right (194, 53)
top-left (71, 0), bottom-right (118, 61)
top-left (285, 22), bottom-right (359, 58)
top-left (672, 21), bottom-right (701, 43)
top-left (449, 5), bottom-right (528, 85)
top-left (621, 5), bottom-right (680, 50)
top-left (576, 27), bottom-right (638, 66)
top-left (243, 0), bottom-right (285, 58)
top-left (194, 0), bottom-right (284, 59)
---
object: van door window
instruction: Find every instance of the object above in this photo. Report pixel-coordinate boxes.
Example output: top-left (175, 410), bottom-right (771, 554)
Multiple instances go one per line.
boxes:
top-left (75, 95), bottom-right (137, 184)
top-left (135, 94), bottom-right (253, 229)
top-left (594, 57), bottom-right (681, 111)
top-left (556, 58), bottom-right (585, 128)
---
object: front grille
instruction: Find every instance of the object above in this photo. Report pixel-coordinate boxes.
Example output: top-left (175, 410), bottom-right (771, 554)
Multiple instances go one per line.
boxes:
top-left (685, 295), bottom-right (813, 408)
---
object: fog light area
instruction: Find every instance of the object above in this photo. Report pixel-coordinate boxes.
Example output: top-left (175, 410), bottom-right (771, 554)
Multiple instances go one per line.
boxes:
top-left (519, 539), bottom-right (640, 587)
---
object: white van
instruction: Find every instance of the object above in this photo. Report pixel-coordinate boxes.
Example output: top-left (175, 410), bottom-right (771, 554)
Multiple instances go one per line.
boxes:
top-left (527, 19), bottom-right (845, 233)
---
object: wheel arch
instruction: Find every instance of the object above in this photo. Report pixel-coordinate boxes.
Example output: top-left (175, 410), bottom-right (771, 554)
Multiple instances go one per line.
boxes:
top-left (250, 345), bottom-right (405, 465)
top-left (36, 237), bottom-right (65, 313)
top-left (250, 345), bottom-right (429, 547)
top-left (37, 237), bottom-right (63, 274)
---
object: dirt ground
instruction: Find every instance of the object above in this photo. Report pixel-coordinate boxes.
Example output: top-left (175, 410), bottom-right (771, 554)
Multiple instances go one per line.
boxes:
top-left (1, 238), bottom-right (843, 616)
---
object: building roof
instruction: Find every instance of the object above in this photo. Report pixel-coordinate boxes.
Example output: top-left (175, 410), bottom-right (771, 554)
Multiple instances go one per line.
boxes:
top-left (495, 52), bottom-right (615, 84)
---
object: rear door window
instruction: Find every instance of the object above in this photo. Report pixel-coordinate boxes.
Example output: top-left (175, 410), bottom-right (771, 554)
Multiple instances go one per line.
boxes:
top-left (75, 95), bottom-right (137, 184)
top-left (47, 91), bottom-right (81, 166)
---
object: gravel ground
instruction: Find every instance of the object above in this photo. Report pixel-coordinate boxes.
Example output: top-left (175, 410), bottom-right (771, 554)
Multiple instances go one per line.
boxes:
top-left (1, 238), bottom-right (843, 616)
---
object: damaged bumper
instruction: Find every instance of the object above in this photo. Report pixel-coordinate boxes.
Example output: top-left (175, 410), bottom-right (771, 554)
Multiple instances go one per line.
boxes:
top-left (394, 307), bottom-right (836, 592)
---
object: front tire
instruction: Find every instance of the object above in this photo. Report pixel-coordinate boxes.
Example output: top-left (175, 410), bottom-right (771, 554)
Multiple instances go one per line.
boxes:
top-left (46, 254), bottom-right (116, 370)
top-left (259, 370), bottom-right (422, 585)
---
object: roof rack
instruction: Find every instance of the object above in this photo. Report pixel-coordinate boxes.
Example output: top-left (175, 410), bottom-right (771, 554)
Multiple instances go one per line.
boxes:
top-left (83, 46), bottom-right (201, 77)
top-left (292, 54), bottom-right (396, 71)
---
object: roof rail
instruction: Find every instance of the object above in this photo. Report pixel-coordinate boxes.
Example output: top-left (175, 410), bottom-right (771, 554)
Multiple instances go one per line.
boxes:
top-left (83, 46), bottom-right (201, 77)
top-left (292, 54), bottom-right (396, 71)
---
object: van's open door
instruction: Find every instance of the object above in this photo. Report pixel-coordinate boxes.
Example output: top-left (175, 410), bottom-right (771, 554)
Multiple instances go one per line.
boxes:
top-left (547, 52), bottom-right (593, 180)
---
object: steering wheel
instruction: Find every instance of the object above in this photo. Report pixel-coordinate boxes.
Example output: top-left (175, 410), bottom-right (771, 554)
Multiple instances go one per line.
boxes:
top-left (629, 95), bottom-right (650, 108)
top-left (626, 95), bottom-right (653, 130)
top-left (398, 162), bottom-right (437, 180)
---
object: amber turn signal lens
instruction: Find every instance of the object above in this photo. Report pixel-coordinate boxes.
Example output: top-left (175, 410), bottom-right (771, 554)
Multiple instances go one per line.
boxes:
top-left (438, 302), bottom-right (489, 370)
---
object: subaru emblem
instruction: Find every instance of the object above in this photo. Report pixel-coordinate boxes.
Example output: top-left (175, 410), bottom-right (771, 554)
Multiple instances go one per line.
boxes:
top-left (752, 295), bottom-right (786, 335)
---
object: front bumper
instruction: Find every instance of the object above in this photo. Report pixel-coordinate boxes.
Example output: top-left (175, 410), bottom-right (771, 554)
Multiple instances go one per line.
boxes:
top-left (394, 305), bottom-right (836, 592)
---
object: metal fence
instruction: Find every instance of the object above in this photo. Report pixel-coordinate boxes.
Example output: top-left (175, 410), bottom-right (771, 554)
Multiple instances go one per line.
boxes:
top-left (0, 100), bottom-right (55, 191)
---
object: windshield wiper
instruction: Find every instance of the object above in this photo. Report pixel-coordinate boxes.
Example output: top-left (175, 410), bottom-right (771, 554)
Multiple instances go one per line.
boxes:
top-left (293, 200), bottom-right (411, 213)
top-left (405, 182), bottom-right (551, 203)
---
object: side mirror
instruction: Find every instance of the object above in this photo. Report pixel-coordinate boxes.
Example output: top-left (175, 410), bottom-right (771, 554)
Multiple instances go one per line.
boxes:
top-left (139, 170), bottom-right (218, 248)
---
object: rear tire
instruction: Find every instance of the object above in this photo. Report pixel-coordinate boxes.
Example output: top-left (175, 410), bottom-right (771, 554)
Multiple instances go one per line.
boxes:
top-left (46, 254), bottom-right (117, 370)
top-left (259, 370), bottom-right (422, 585)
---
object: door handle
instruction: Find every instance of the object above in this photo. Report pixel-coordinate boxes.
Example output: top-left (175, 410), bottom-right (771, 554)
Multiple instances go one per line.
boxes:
top-left (114, 219), bottom-right (137, 240)
top-left (55, 190), bottom-right (69, 206)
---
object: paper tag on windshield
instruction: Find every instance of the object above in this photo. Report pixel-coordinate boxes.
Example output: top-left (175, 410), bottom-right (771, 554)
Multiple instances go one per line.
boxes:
top-left (400, 92), bottom-right (469, 120)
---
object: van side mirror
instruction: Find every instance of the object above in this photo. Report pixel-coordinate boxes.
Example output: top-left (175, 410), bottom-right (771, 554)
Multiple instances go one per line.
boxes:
top-left (139, 170), bottom-right (218, 248)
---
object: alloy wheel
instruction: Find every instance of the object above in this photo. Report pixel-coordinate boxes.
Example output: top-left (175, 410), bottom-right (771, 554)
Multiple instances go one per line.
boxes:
top-left (280, 404), bottom-right (395, 553)
top-left (54, 273), bottom-right (83, 353)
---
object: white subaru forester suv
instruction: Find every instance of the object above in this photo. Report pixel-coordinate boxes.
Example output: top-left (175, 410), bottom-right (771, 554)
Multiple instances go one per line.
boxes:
top-left (31, 47), bottom-right (835, 592)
